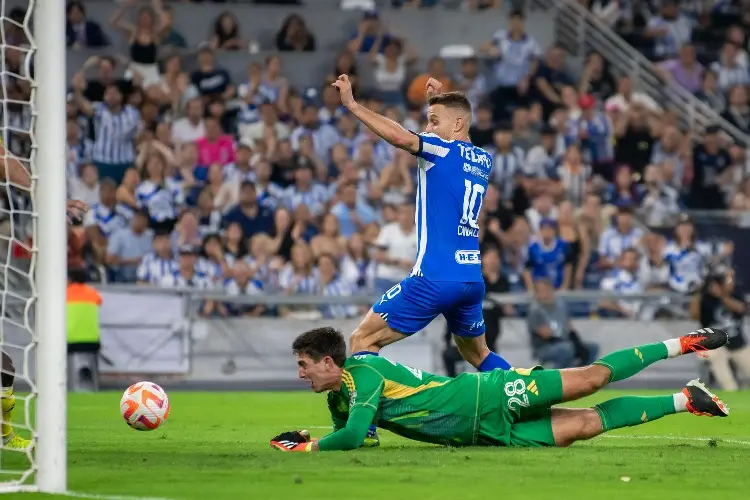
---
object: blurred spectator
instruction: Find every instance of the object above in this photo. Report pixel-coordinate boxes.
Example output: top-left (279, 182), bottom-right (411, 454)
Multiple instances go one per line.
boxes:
top-left (197, 117), bottom-right (235, 166)
top-left (533, 46), bottom-right (574, 120)
top-left (191, 47), bottom-right (234, 102)
top-left (73, 77), bottom-right (140, 185)
top-left (241, 102), bottom-right (291, 146)
top-left (689, 125), bottom-right (731, 210)
top-left (525, 193), bottom-right (557, 234)
top-left (66, 1), bottom-right (109, 49)
top-left (604, 75), bottom-right (661, 115)
top-left (480, 10), bottom-right (541, 121)
top-left (370, 39), bottom-right (417, 107)
top-left (578, 52), bottom-right (616, 103)
top-left (210, 11), bottom-right (246, 51)
top-left (175, 211), bottom-right (203, 249)
top-left (106, 210), bottom-right (153, 283)
top-left (70, 163), bottom-right (102, 208)
top-left (283, 163), bottom-right (330, 217)
top-left (650, 125), bottom-right (685, 188)
top-left (198, 234), bottom-right (229, 281)
top-left (656, 43), bottom-right (703, 93)
top-left (528, 278), bottom-right (598, 368)
top-left (172, 98), bottom-right (206, 146)
top-left (223, 222), bottom-right (247, 264)
top-left (455, 57), bottom-right (488, 116)
top-left (639, 233), bottom-right (670, 291)
top-left (407, 57), bottom-right (454, 107)
top-left (469, 104), bottom-right (495, 148)
top-left (523, 218), bottom-right (572, 290)
top-left (602, 165), bottom-right (644, 208)
top-left (640, 164), bottom-right (681, 227)
top-left (328, 51), bottom-right (359, 93)
top-left (644, 0), bottom-right (693, 61)
top-left (317, 254), bottom-right (359, 320)
top-left (158, 4), bottom-right (187, 48)
top-left (557, 201), bottom-right (590, 290)
top-left (511, 107), bottom-right (540, 153)
top-left (136, 232), bottom-right (177, 285)
top-left (373, 203), bottom-right (416, 293)
top-left (551, 145), bottom-right (592, 208)
top-left (599, 248), bottom-right (645, 319)
top-left (83, 179), bottom-right (131, 239)
top-left (276, 13), bottom-right (316, 52)
top-left (709, 42), bottom-right (750, 94)
top-left (347, 10), bottom-right (393, 55)
top-left (291, 105), bottom-right (339, 163)
top-left (136, 149), bottom-right (182, 232)
top-left (222, 182), bottom-right (274, 238)
top-left (490, 123), bottom-right (524, 199)
top-left (330, 182), bottom-right (379, 238)
top-left (340, 233), bottom-right (376, 292)
top-left (721, 86), bottom-right (750, 135)
top-left (598, 205), bottom-right (643, 270)
top-left (664, 217), bottom-right (711, 293)
top-left (224, 260), bottom-right (265, 317)
top-left (613, 102), bottom-right (657, 177)
top-left (525, 125), bottom-right (560, 179)
top-left (110, 0), bottom-right (162, 87)
top-left (117, 168), bottom-right (141, 210)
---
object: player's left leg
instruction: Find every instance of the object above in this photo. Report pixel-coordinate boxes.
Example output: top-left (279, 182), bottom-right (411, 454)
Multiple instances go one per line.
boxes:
top-left (558, 328), bottom-right (729, 403)
top-left (550, 379), bottom-right (729, 447)
top-left (1, 351), bottom-right (31, 451)
top-left (445, 282), bottom-right (511, 371)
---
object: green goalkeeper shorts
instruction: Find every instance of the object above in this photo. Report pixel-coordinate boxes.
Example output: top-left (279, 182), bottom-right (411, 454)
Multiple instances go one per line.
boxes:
top-left (503, 366), bottom-right (563, 448)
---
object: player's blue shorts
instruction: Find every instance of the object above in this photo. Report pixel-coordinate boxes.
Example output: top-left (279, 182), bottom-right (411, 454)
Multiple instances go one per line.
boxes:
top-left (371, 275), bottom-right (486, 337)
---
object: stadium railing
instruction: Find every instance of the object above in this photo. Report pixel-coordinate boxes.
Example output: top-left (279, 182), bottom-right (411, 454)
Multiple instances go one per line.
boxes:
top-left (530, 0), bottom-right (750, 147)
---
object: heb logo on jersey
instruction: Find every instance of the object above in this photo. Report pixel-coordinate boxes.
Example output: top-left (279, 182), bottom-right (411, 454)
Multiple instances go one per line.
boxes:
top-left (455, 250), bottom-right (481, 265)
top-left (463, 163), bottom-right (489, 181)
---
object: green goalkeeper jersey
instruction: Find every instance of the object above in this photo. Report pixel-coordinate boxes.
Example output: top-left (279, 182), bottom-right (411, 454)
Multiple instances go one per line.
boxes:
top-left (320, 354), bottom-right (511, 450)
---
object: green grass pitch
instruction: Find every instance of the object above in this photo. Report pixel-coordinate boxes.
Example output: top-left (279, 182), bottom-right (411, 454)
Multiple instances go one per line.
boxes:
top-left (4, 390), bottom-right (750, 500)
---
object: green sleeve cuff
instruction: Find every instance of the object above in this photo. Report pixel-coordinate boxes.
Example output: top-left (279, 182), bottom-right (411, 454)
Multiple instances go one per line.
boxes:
top-left (317, 406), bottom-right (375, 451)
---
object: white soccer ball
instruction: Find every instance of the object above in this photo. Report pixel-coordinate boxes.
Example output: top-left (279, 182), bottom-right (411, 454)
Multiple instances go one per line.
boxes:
top-left (120, 381), bottom-right (170, 431)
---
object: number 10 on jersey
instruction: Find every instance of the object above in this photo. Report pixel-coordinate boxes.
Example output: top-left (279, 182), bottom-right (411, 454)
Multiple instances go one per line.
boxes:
top-left (461, 180), bottom-right (485, 229)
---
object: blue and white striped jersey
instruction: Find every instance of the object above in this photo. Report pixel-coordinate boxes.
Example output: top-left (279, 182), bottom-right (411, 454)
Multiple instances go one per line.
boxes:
top-left (91, 103), bottom-right (140, 165)
top-left (136, 179), bottom-right (184, 222)
top-left (83, 202), bottom-right (131, 238)
top-left (196, 257), bottom-right (223, 281)
top-left (136, 253), bottom-right (179, 284)
top-left (159, 270), bottom-right (213, 289)
top-left (647, 15), bottom-right (693, 59)
top-left (663, 240), bottom-right (711, 293)
top-left (319, 278), bottom-right (359, 319)
top-left (490, 30), bottom-right (542, 87)
top-left (283, 183), bottom-right (330, 217)
top-left (709, 60), bottom-right (750, 92)
top-left (278, 264), bottom-right (319, 294)
top-left (410, 133), bottom-right (492, 282)
top-left (598, 227), bottom-right (644, 261)
top-left (600, 268), bottom-right (644, 317)
top-left (490, 147), bottom-right (525, 198)
top-left (197, 210), bottom-right (222, 238)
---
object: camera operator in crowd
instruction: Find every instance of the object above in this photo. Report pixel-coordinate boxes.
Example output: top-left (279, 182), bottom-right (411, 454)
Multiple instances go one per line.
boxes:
top-left (690, 265), bottom-right (750, 390)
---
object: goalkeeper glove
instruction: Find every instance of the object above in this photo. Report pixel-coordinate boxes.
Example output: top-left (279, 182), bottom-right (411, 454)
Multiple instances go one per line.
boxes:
top-left (270, 430), bottom-right (317, 452)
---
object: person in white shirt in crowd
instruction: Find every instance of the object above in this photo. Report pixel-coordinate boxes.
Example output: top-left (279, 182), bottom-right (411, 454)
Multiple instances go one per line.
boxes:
top-left (663, 216), bottom-right (732, 293)
top-left (639, 232), bottom-right (671, 291)
top-left (644, 0), bottom-right (693, 61)
top-left (340, 232), bottom-right (376, 293)
top-left (709, 42), bottom-right (750, 94)
top-left (171, 98), bottom-right (206, 146)
top-left (599, 248), bottom-right (646, 319)
top-left (66, 117), bottom-right (93, 187)
top-left (279, 241), bottom-right (319, 296)
top-left (453, 56), bottom-right (488, 116)
top-left (136, 231), bottom-right (178, 285)
top-left (72, 75), bottom-right (140, 185)
top-left (317, 253), bottom-right (360, 320)
top-left (290, 104), bottom-right (340, 164)
top-left (197, 233), bottom-right (229, 282)
top-left (70, 163), bottom-right (101, 208)
top-left (136, 151), bottom-right (183, 233)
top-left (650, 124), bottom-right (685, 188)
top-left (283, 163), bottom-right (330, 218)
top-left (253, 158), bottom-right (285, 210)
top-left (83, 178), bottom-right (131, 239)
top-left (525, 193), bottom-right (558, 235)
top-left (525, 124), bottom-right (563, 180)
top-left (240, 101), bottom-right (291, 147)
top-left (223, 259), bottom-right (265, 317)
top-left (598, 205), bottom-right (644, 270)
top-left (373, 203), bottom-right (417, 294)
top-left (161, 244), bottom-right (218, 317)
top-left (371, 38), bottom-right (416, 107)
top-left (639, 163), bottom-right (681, 227)
top-left (106, 209), bottom-right (153, 283)
top-left (604, 75), bottom-right (662, 115)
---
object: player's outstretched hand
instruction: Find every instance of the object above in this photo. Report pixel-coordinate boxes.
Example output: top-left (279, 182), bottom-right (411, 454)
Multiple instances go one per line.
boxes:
top-left (332, 74), bottom-right (355, 108)
top-left (270, 430), bottom-right (317, 452)
top-left (426, 77), bottom-right (443, 100)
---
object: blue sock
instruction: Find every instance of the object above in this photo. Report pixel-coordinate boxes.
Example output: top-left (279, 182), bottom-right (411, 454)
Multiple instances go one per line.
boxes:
top-left (353, 351), bottom-right (379, 357)
top-left (477, 351), bottom-right (511, 372)
top-left (368, 424), bottom-right (377, 435)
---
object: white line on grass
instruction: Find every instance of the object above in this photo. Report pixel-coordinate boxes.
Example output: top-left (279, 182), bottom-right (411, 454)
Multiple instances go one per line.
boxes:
top-left (57, 491), bottom-right (175, 500)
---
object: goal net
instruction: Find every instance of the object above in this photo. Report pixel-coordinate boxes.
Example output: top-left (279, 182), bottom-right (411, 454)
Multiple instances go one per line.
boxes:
top-left (0, 0), bottom-right (67, 494)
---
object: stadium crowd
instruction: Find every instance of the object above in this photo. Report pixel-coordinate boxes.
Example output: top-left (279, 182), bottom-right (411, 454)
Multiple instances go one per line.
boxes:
top-left (5, 0), bottom-right (740, 323)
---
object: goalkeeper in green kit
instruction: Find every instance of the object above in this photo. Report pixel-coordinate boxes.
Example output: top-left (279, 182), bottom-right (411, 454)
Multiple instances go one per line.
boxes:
top-left (270, 327), bottom-right (731, 452)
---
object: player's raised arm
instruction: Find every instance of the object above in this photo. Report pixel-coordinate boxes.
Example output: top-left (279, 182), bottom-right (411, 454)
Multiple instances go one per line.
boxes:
top-left (332, 74), bottom-right (420, 153)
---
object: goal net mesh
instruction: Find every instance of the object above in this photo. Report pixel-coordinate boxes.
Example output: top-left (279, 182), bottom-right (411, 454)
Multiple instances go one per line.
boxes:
top-left (0, 0), bottom-right (39, 487)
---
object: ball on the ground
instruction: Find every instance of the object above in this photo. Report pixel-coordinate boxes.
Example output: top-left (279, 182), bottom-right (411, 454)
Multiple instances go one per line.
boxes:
top-left (120, 381), bottom-right (170, 431)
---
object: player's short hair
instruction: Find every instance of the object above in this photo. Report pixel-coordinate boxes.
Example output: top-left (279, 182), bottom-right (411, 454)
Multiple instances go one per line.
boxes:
top-left (292, 327), bottom-right (347, 367)
top-left (428, 92), bottom-right (472, 116)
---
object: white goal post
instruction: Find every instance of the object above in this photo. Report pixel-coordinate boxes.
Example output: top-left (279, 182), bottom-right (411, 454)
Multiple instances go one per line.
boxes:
top-left (0, 0), bottom-right (68, 494)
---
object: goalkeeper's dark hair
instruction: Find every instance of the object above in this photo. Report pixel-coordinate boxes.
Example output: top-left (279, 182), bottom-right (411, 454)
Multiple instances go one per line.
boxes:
top-left (428, 92), bottom-right (472, 115)
top-left (292, 327), bottom-right (347, 367)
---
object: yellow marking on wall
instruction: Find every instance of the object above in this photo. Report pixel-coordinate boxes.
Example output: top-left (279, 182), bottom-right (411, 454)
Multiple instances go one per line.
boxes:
top-left (641, 411), bottom-right (648, 423)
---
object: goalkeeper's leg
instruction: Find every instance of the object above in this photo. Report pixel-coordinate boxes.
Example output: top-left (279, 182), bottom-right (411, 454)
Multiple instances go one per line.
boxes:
top-left (2, 351), bottom-right (31, 451)
top-left (551, 379), bottom-right (729, 447)
top-left (558, 328), bottom-right (728, 403)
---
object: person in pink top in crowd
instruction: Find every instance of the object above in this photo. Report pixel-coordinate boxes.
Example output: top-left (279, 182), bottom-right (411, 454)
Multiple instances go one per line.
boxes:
top-left (196, 116), bottom-right (236, 166)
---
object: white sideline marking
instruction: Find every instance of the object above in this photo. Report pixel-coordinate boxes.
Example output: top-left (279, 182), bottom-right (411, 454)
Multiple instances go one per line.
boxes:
top-left (302, 426), bottom-right (750, 446)
top-left (57, 492), bottom-right (175, 500)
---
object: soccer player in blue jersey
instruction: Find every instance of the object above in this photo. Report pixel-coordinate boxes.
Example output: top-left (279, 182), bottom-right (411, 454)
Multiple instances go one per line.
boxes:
top-left (332, 74), bottom-right (511, 373)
